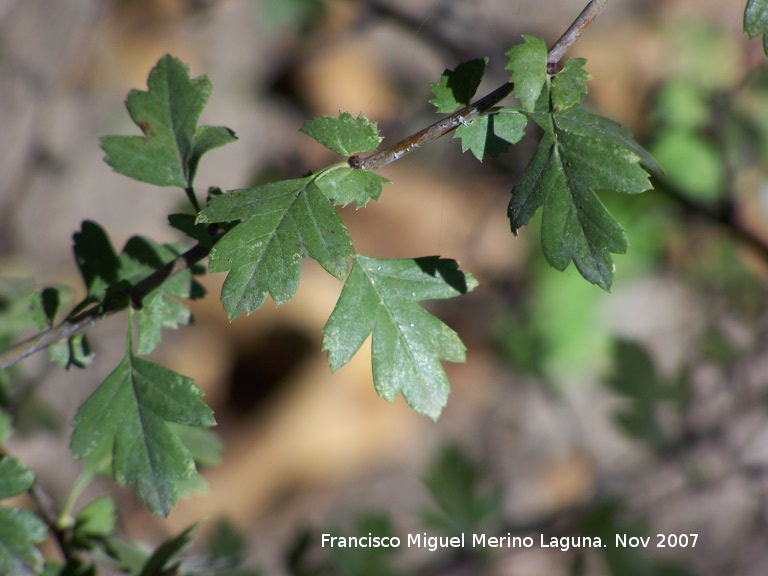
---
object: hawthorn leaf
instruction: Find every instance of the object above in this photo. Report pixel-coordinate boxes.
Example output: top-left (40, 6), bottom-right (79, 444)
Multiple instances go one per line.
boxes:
top-left (139, 524), bottom-right (197, 576)
top-left (314, 166), bottom-right (389, 208)
top-left (429, 58), bottom-right (489, 113)
top-left (455, 112), bottom-right (527, 160)
top-left (74, 496), bottom-right (116, 540)
top-left (50, 334), bottom-right (95, 369)
top-left (300, 112), bottom-right (382, 156)
top-left (509, 104), bottom-right (657, 290)
top-left (506, 35), bottom-right (548, 111)
top-left (198, 178), bottom-right (353, 319)
top-left (322, 256), bottom-right (477, 420)
top-left (745, 0), bottom-right (768, 55)
top-left (101, 54), bottom-right (236, 188)
top-left (70, 338), bottom-right (215, 517)
top-left (0, 507), bottom-right (47, 576)
top-left (73, 221), bottom-right (121, 299)
top-left (551, 58), bottom-right (591, 111)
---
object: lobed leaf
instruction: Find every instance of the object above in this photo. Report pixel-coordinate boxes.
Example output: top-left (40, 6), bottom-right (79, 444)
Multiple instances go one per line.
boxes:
top-left (198, 178), bottom-right (353, 319)
top-left (509, 102), bottom-right (657, 290)
top-left (506, 35), bottom-right (548, 111)
top-left (300, 111), bottom-right (382, 156)
top-left (551, 58), bottom-right (591, 111)
top-left (429, 58), bottom-right (489, 113)
top-left (70, 340), bottom-right (215, 517)
top-left (101, 54), bottom-right (236, 188)
top-left (322, 256), bottom-right (477, 420)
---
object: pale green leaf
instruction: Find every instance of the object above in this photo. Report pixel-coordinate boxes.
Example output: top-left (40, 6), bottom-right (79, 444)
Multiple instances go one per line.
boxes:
top-left (0, 456), bottom-right (35, 498)
top-left (300, 112), bottom-right (382, 156)
top-left (74, 495), bottom-right (116, 539)
top-left (506, 35), bottom-right (548, 111)
top-left (322, 256), bottom-right (477, 420)
top-left (745, 0), bottom-right (768, 55)
top-left (314, 166), bottom-right (389, 208)
top-left (551, 58), bottom-right (591, 111)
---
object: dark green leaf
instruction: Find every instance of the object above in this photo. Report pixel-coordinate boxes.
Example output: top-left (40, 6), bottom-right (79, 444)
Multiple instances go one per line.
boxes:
top-left (429, 58), bottom-right (489, 113)
top-left (101, 54), bottom-right (236, 188)
top-left (0, 456), bottom-right (35, 498)
top-left (31, 287), bottom-right (62, 329)
top-left (0, 507), bottom-right (47, 575)
top-left (314, 166), bottom-right (389, 208)
top-left (168, 213), bottom-right (213, 247)
top-left (73, 221), bottom-right (121, 299)
top-left (551, 58), bottom-right (591, 111)
top-left (421, 445), bottom-right (501, 534)
top-left (70, 338), bottom-right (215, 517)
top-left (508, 104), bottom-right (656, 290)
top-left (300, 112), bottom-right (382, 156)
top-left (198, 178), bottom-right (353, 320)
top-left (745, 0), bottom-right (768, 55)
top-left (322, 256), bottom-right (477, 420)
top-left (506, 35), bottom-right (548, 111)
top-left (139, 524), bottom-right (197, 576)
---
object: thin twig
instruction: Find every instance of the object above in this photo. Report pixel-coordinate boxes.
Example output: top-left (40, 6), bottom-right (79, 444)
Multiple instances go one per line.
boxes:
top-left (353, 0), bottom-right (609, 171)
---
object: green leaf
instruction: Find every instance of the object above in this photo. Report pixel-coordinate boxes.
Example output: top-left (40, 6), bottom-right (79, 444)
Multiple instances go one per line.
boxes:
top-left (198, 178), bottom-right (354, 320)
top-left (0, 507), bottom-right (47, 575)
top-left (508, 104), bottom-right (657, 290)
top-left (314, 165), bottom-right (389, 208)
top-left (551, 58), bottom-right (591, 111)
top-left (139, 524), bottom-right (197, 576)
top-left (169, 424), bottom-right (223, 467)
top-left (30, 287), bottom-right (63, 329)
top-left (421, 445), bottom-right (501, 534)
top-left (0, 409), bottom-right (11, 444)
top-left (168, 213), bottom-right (214, 247)
top-left (322, 256), bottom-right (477, 420)
top-left (50, 334), bottom-right (94, 370)
top-left (70, 338), bottom-right (215, 517)
top-left (745, 0), bottom-right (768, 55)
top-left (506, 35), bottom-right (548, 111)
top-left (73, 221), bottom-right (121, 299)
top-left (74, 495), bottom-right (116, 539)
top-left (0, 456), bottom-right (35, 498)
top-left (454, 112), bottom-right (526, 161)
top-left (300, 112), bottom-right (382, 156)
top-left (429, 58), bottom-right (489, 113)
top-left (650, 129), bottom-right (724, 202)
top-left (101, 54), bottom-right (236, 188)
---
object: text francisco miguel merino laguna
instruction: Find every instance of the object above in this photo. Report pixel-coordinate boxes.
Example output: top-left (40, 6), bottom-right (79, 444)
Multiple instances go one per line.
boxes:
top-left (322, 532), bottom-right (604, 552)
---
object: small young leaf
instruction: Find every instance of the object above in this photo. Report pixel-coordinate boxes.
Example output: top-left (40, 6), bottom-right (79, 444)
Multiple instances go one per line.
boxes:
top-left (454, 112), bottom-right (527, 161)
top-left (50, 334), bottom-right (94, 369)
top-left (506, 35), bottom-right (548, 111)
top-left (551, 58), bottom-right (591, 111)
top-left (300, 112), bottom-right (382, 156)
top-left (509, 104), bottom-right (657, 290)
top-left (73, 221), bottom-right (121, 299)
top-left (101, 54), bottom-right (236, 188)
top-left (422, 445), bottom-right (501, 534)
top-left (70, 340), bottom-right (215, 517)
top-left (429, 58), bottom-right (489, 113)
top-left (322, 256), bottom-right (477, 420)
top-left (0, 507), bottom-right (47, 575)
top-left (31, 287), bottom-right (62, 329)
top-left (198, 178), bottom-right (353, 319)
top-left (74, 495), bottom-right (116, 539)
top-left (745, 0), bottom-right (768, 55)
top-left (314, 166), bottom-right (389, 208)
